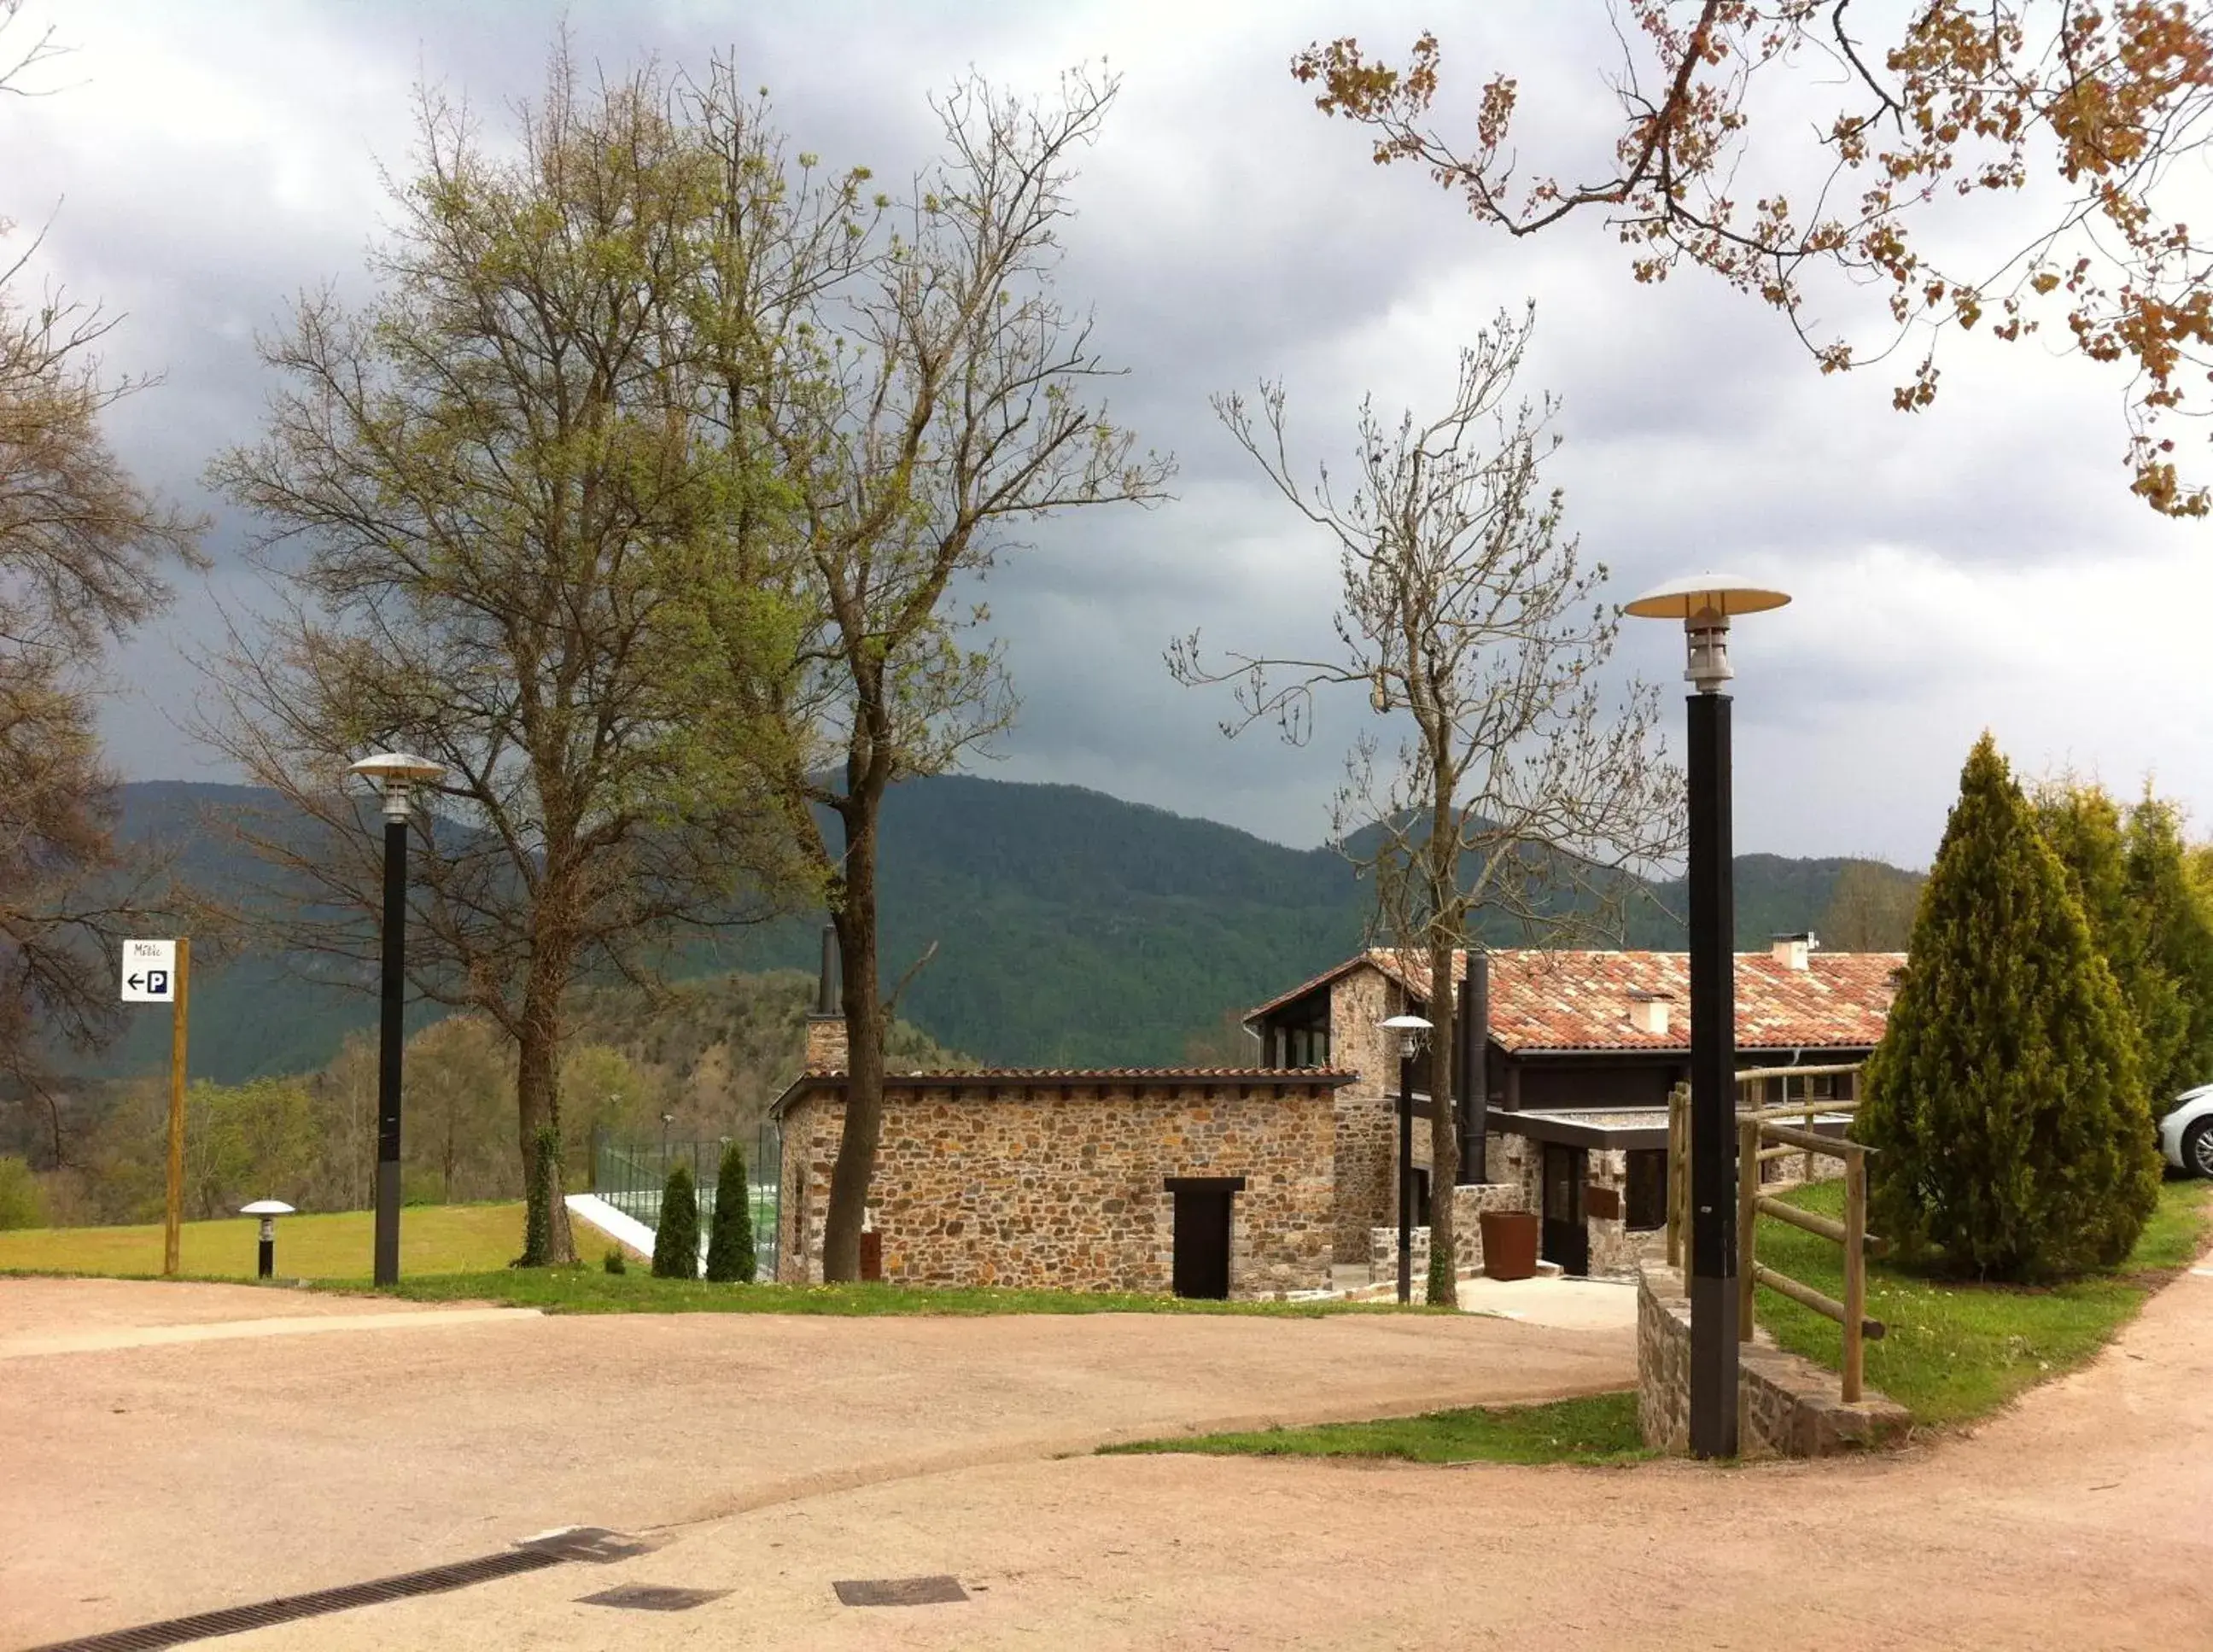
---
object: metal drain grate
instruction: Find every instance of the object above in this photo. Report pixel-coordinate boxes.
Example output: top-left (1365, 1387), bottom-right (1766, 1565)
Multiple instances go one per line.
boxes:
top-left (833, 1575), bottom-right (969, 1607)
top-left (26, 1528), bottom-right (652, 1652)
top-left (579, 1584), bottom-right (729, 1612)
top-left (26, 1550), bottom-right (561, 1651)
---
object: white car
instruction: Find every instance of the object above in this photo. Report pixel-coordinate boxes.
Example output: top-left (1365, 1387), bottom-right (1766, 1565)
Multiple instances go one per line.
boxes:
top-left (2160, 1084), bottom-right (2213, 1178)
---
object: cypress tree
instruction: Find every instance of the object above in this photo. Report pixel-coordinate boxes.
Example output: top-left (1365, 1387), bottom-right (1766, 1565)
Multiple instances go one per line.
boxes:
top-left (2125, 792), bottom-right (2213, 1103)
top-left (2034, 779), bottom-right (2186, 1101)
top-left (1859, 734), bottom-right (2161, 1281)
top-left (704, 1141), bottom-right (756, 1283)
top-left (651, 1162), bottom-right (700, 1279)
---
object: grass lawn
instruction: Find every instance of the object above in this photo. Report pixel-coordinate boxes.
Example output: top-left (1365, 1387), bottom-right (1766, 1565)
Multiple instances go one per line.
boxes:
top-left (1753, 1176), bottom-right (2212, 1428)
top-left (1101, 1391), bottom-right (1650, 1468)
top-left (338, 1269), bottom-right (1456, 1316)
top-left (0, 1202), bottom-right (525, 1281)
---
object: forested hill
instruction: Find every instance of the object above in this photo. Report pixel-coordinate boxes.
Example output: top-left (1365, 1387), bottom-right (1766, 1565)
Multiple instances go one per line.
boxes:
top-left (103, 775), bottom-right (1923, 1079)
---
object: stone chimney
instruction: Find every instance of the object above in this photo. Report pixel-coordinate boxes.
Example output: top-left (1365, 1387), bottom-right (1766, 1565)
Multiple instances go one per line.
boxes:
top-left (1771, 931), bottom-right (1815, 971)
top-left (805, 924), bottom-right (848, 1072)
top-left (1627, 989), bottom-right (1672, 1037)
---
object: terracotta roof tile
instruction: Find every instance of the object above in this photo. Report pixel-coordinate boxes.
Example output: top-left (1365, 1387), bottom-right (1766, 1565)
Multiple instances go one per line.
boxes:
top-left (1249, 947), bottom-right (1903, 1054)
top-left (798, 1065), bottom-right (1356, 1083)
top-left (770, 1065), bottom-right (1355, 1118)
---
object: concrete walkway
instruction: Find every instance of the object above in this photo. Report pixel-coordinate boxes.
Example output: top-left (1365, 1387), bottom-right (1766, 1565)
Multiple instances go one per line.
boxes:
top-left (1456, 1272), bottom-right (1640, 1331)
top-left (0, 1277), bottom-right (1632, 1648)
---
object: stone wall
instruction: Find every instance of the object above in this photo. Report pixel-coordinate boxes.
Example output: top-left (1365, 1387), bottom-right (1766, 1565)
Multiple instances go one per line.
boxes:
top-left (1585, 1147), bottom-right (1641, 1278)
top-left (1636, 1254), bottom-right (1908, 1456)
top-left (778, 1079), bottom-right (1338, 1299)
top-left (803, 1013), bottom-right (848, 1073)
top-left (1328, 967), bottom-right (1400, 1264)
top-left (1366, 1182), bottom-right (1533, 1285)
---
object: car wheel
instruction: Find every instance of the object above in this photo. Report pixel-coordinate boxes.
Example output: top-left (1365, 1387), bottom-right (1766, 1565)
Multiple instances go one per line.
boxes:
top-left (2188, 1118), bottom-right (2213, 1180)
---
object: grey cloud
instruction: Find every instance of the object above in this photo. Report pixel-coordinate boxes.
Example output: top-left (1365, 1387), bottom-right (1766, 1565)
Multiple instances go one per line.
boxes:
top-left (10, 0), bottom-right (2204, 873)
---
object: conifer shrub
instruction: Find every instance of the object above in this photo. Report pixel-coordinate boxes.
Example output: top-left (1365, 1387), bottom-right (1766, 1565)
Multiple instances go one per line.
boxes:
top-left (704, 1141), bottom-right (756, 1283)
top-left (1857, 734), bottom-right (2162, 1281)
top-left (651, 1162), bottom-right (700, 1279)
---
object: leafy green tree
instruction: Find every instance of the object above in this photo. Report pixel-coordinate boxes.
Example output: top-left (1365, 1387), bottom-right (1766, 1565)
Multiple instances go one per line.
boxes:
top-left (2125, 793), bottom-right (2213, 1104)
top-left (704, 1140), bottom-right (755, 1282)
top-left (683, 69), bottom-right (1171, 1281)
top-left (1860, 735), bottom-right (2160, 1281)
top-left (651, 1162), bottom-right (699, 1279)
top-left (0, 1154), bottom-right (46, 1229)
top-left (203, 46), bottom-right (824, 1264)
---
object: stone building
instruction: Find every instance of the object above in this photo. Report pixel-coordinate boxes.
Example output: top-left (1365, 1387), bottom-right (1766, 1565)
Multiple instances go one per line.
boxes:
top-left (761, 932), bottom-right (1897, 1297)
top-left (1244, 937), bottom-right (1903, 1279)
top-left (772, 1007), bottom-right (1346, 1299)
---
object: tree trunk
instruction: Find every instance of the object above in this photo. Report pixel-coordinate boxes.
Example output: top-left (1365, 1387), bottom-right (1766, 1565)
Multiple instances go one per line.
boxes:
top-left (821, 806), bottom-right (885, 1283)
top-left (514, 961), bottom-right (576, 1264)
top-left (1426, 937), bottom-right (1460, 1305)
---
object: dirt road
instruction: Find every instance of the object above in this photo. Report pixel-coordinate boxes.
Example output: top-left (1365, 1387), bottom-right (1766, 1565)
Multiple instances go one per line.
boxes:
top-left (234, 1266), bottom-right (2213, 1649)
top-left (0, 1280), bottom-right (1628, 1648)
top-left (10, 1270), bottom-right (2210, 1649)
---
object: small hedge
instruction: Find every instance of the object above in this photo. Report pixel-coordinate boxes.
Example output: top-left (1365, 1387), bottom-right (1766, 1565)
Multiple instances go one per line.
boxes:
top-left (651, 1163), bottom-right (700, 1279)
top-left (704, 1141), bottom-right (756, 1283)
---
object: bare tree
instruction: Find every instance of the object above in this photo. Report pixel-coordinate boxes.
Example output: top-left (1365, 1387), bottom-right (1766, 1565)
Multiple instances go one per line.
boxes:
top-left (1172, 305), bottom-right (1681, 1301)
top-left (0, 0), bottom-right (204, 1162)
top-left (1818, 859), bottom-right (1924, 951)
top-left (684, 68), bottom-right (1173, 1281)
top-left (202, 49), bottom-right (851, 1260)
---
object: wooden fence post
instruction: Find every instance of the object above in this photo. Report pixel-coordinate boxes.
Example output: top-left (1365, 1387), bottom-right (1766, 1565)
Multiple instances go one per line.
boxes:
top-left (1842, 1151), bottom-right (1867, 1404)
top-left (1737, 1115), bottom-right (1760, 1342)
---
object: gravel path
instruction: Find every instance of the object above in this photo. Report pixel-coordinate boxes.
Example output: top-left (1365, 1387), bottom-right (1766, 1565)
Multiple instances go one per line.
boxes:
top-left (225, 1266), bottom-right (2213, 1651)
top-left (0, 1281), bottom-right (1629, 1648)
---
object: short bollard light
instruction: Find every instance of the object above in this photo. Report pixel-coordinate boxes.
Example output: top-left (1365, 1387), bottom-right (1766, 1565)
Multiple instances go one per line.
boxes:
top-left (241, 1200), bottom-right (295, 1280)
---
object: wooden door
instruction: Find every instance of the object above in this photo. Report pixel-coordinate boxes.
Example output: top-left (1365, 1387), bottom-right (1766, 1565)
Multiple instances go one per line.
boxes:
top-left (1171, 1188), bottom-right (1233, 1299)
top-left (1541, 1143), bottom-right (1589, 1275)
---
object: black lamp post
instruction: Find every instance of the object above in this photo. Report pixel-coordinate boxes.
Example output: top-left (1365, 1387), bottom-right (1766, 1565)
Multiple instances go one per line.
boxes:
top-left (1380, 1013), bottom-right (1432, 1305)
top-left (347, 750), bottom-right (445, 1288)
top-left (1626, 575), bottom-right (1789, 1458)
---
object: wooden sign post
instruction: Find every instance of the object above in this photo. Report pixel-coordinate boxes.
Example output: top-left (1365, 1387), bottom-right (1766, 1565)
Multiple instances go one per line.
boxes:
top-left (123, 937), bottom-right (189, 1276)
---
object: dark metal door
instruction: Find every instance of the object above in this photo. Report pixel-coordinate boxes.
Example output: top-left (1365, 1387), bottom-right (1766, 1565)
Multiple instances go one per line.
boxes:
top-left (1171, 1188), bottom-right (1232, 1299)
top-left (1541, 1143), bottom-right (1589, 1275)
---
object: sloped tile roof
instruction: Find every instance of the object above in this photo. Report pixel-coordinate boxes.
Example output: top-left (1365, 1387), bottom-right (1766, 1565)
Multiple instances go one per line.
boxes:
top-left (1249, 947), bottom-right (1903, 1054)
top-left (772, 1065), bottom-right (1358, 1118)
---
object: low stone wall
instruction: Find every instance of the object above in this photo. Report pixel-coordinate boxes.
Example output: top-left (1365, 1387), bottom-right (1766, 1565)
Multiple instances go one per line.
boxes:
top-left (1637, 1254), bottom-right (1909, 1456)
top-left (1366, 1182), bottom-right (1535, 1285)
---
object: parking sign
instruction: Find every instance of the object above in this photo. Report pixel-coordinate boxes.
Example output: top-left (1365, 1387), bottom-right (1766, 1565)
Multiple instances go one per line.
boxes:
top-left (122, 938), bottom-right (178, 1002)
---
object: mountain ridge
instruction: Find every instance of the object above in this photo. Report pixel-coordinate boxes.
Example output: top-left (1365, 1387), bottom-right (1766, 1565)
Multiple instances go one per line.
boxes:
top-left (98, 775), bottom-right (1924, 1082)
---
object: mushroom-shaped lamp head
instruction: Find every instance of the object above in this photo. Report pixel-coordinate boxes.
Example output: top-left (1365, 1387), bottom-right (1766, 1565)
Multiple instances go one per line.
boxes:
top-left (1624, 574), bottom-right (1790, 693)
top-left (1378, 1013), bottom-right (1433, 1059)
top-left (347, 752), bottom-right (446, 821)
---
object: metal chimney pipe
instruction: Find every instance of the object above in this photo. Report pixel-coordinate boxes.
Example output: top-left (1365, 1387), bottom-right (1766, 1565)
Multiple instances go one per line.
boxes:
top-left (1458, 953), bottom-right (1489, 1184)
top-left (816, 924), bottom-right (842, 1016)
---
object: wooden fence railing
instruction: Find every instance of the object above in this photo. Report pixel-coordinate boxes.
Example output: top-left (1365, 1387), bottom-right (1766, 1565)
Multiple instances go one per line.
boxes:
top-left (1662, 1065), bottom-right (1885, 1403)
top-left (1733, 1064), bottom-right (1885, 1402)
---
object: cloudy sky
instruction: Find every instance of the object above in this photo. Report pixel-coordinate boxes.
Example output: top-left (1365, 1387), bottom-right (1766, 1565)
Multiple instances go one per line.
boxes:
top-left (10, 0), bottom-right (2209, 869)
